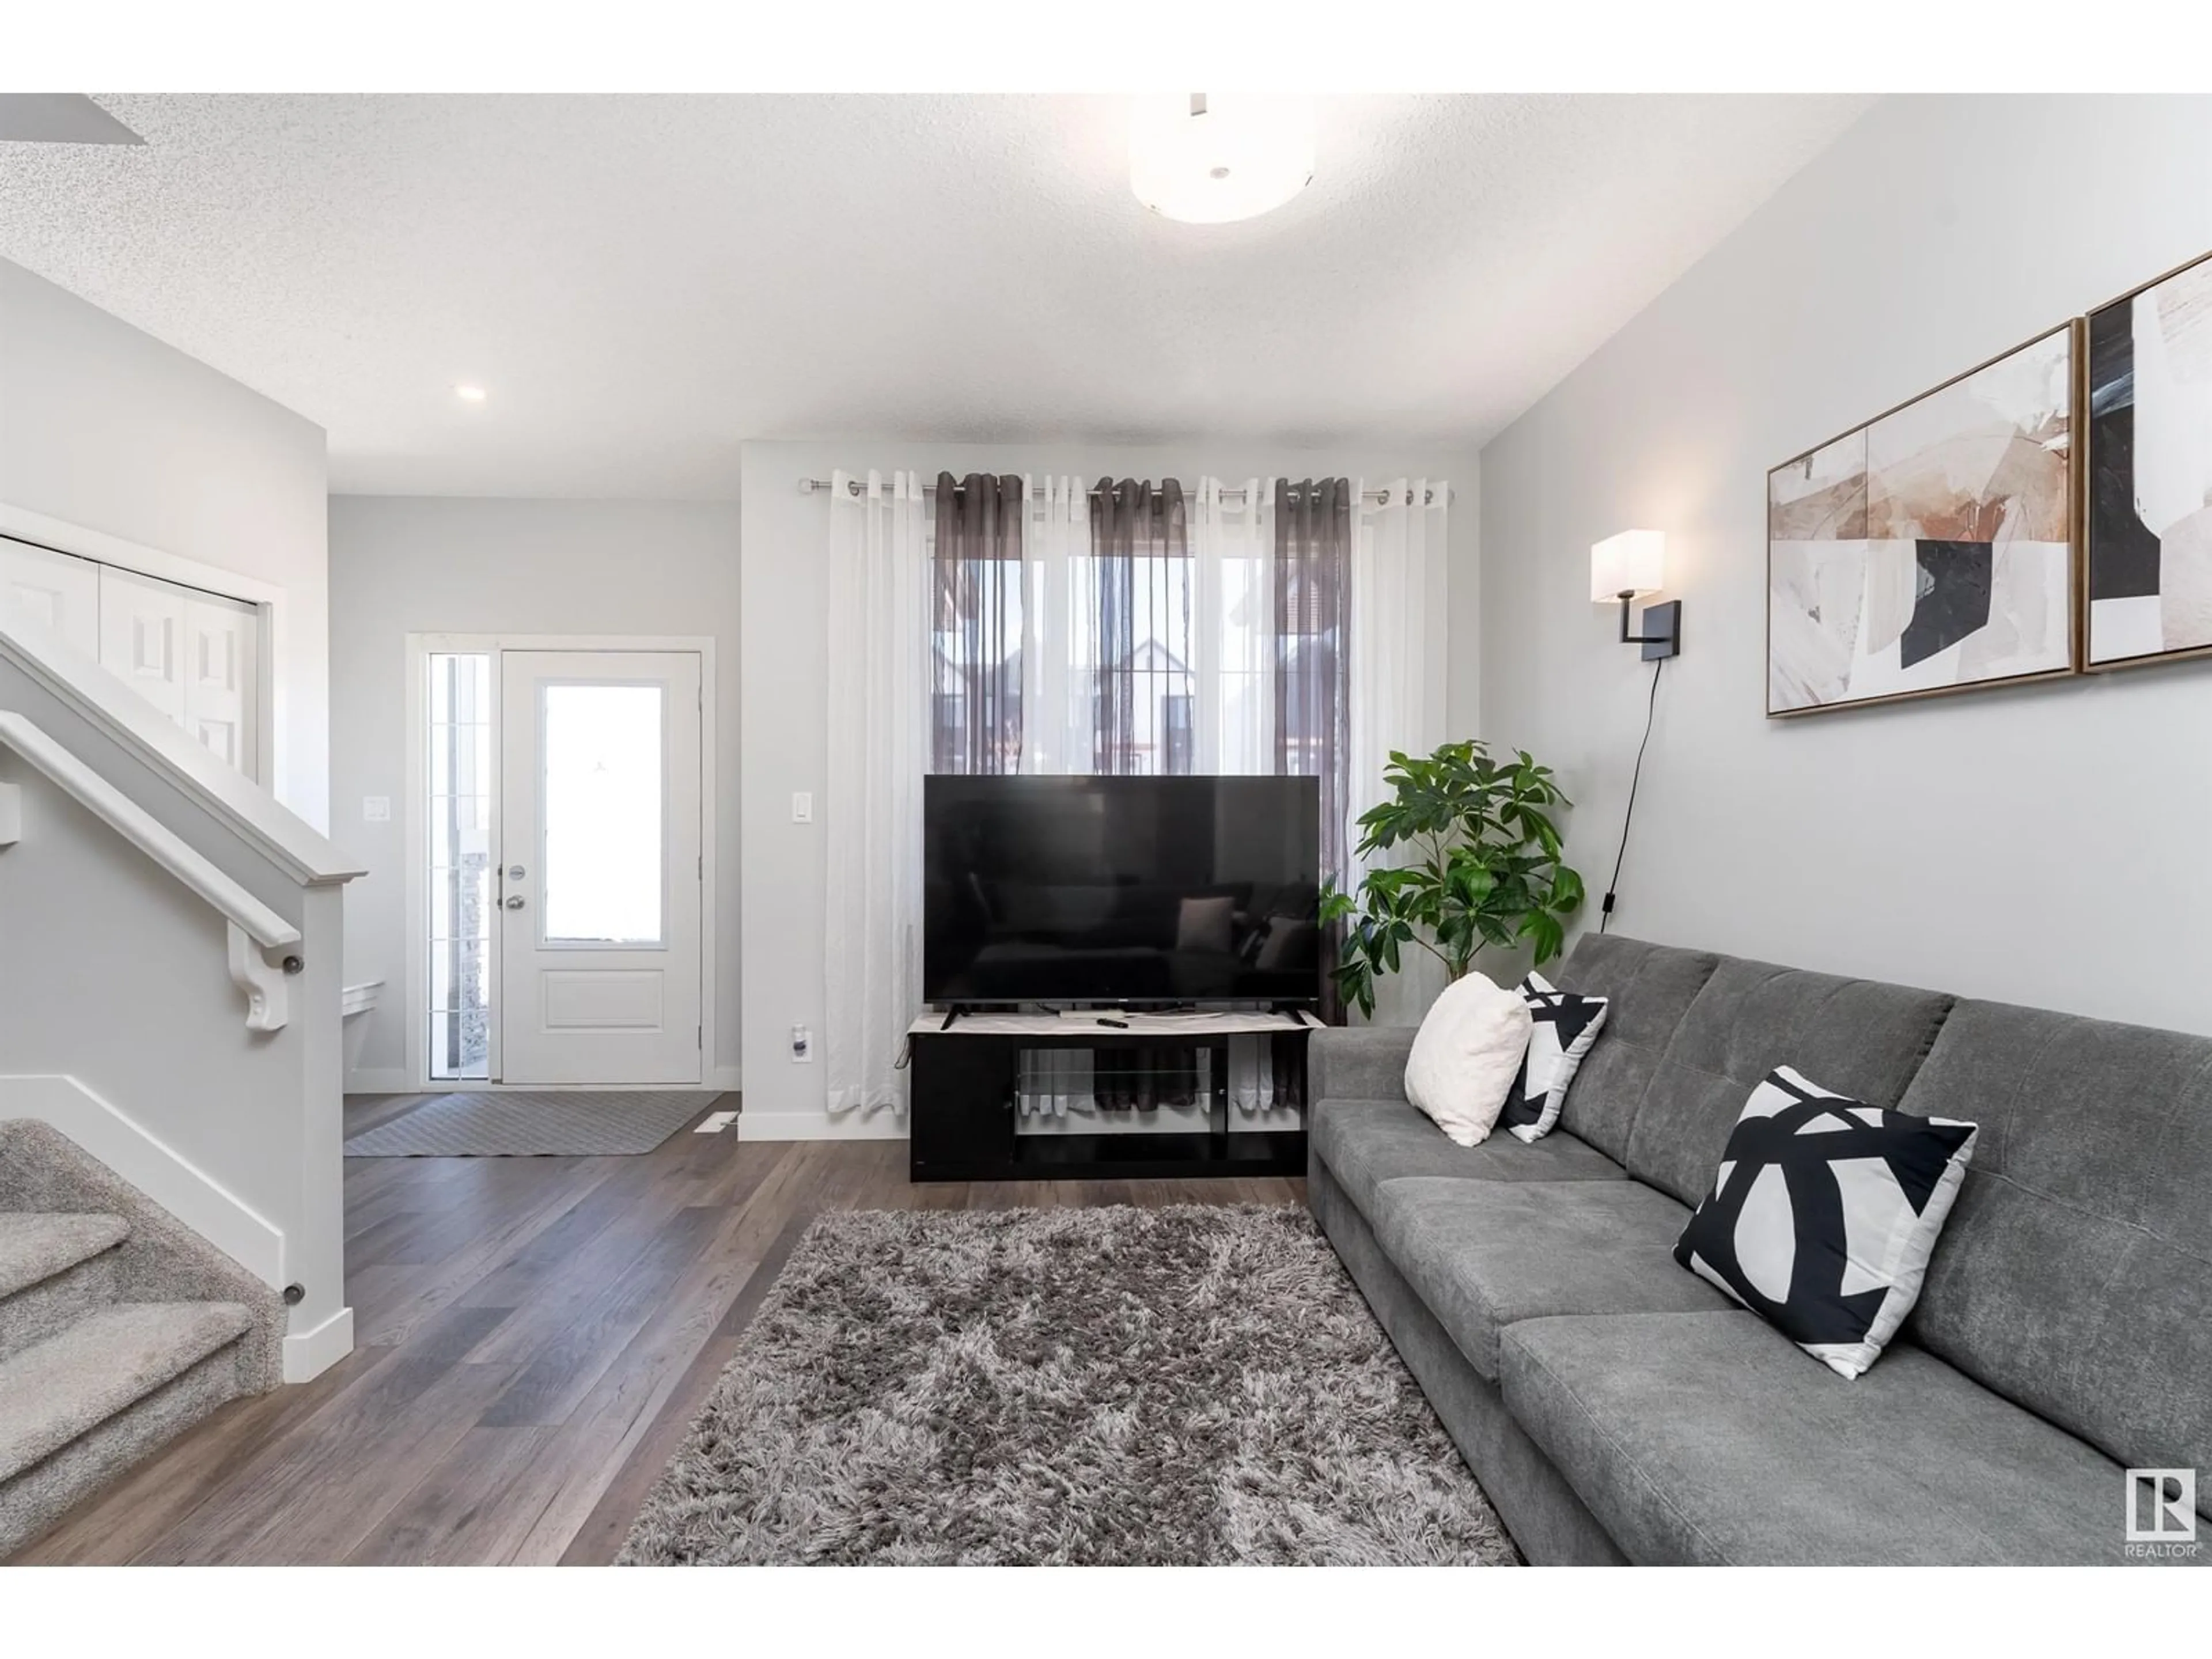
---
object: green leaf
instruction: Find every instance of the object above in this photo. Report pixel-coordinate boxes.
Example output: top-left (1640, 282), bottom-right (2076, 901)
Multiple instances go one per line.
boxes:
top-left (1446, 859), bottom-right (1496, 908)
top-left (1518, 910), bottom-right (1566, 964)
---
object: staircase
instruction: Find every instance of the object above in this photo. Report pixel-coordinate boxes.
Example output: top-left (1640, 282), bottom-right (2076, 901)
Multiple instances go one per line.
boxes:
top-left (0, 1120), bottom-right (283, 1558)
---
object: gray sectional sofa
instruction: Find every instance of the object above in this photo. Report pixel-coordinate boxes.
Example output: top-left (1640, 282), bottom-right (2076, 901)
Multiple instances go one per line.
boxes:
top-left (1307, 933), bottom-right (2211, 1566)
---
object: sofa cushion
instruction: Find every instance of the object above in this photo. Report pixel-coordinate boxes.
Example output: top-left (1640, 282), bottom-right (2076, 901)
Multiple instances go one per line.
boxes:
top-left (1310, 1097), bottom-right (1625, 1217)
top-left (1369, 1177), bottom-right (1734, 1381)
top-left (1898, 999), bottom-right (2212, 1514)
top-left (1501, 1311), bottom-right (2154, 1565)
top-left (1624, 956), bottom-right (1954, 1206)
top-left (1547, 934), bottom-right (1720, 1164)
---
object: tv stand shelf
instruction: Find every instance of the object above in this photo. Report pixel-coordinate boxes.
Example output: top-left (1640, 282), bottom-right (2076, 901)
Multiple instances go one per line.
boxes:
top-left (906, 1012), bottom-right (1316, 1183)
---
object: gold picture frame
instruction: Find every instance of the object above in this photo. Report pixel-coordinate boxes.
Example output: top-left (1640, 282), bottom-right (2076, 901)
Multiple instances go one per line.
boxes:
top-left (2080, 245), bottom-right (2212, 675)
top-left (1766, 320), bottom-right (2083, 718)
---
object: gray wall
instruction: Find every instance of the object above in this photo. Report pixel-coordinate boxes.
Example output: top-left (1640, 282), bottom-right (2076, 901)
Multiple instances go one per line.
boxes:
top-left (0, 257), bottom-right (332, 828)
top-left (739, 439), bottom-right (1478, 1138)
top-left (1478, 95), bottom-right (2212, 1034)
top-left (327, 495), bottom-right (744, 1087)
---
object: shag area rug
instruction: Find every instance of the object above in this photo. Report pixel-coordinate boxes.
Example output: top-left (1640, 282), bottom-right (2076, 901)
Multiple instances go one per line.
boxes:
top-left (342, 1090), bottom-right (720, 1157)
top-left (619, 1205), bottom-right (1520, 1566)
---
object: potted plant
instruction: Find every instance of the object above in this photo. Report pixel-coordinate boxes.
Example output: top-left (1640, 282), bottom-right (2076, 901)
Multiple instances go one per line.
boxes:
top-left (1318, 739), bottom-right (1583, 1018)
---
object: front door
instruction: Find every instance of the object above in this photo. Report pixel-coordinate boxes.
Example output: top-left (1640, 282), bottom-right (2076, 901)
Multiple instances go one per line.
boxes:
top-left (497, 650), bottom-right (703, 1084)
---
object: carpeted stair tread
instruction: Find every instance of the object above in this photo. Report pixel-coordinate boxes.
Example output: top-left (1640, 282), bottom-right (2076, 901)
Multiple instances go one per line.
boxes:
top-left (0, 1301), bottom-right (252, 1483)
top-left (0, 1214), bottom-right (128, 1302)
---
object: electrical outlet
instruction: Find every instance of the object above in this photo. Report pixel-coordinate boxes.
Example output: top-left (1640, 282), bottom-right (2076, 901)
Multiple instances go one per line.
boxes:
top-left (363, 796), bottom-right (391, 823)
top-left (790, 1024), bottom-right (813, 1063)
top-left (791, 791), bottom-right (813, 824)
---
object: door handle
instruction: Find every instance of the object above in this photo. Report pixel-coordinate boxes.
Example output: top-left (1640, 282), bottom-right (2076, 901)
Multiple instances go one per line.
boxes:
top-left (505, 895), bottom-right (526, 910)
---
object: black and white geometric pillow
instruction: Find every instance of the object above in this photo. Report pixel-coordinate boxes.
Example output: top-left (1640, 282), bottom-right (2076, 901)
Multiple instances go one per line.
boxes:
top-left (1673, 1066), bottom-right (1978, 1380)
top-left (1495, 972), bottom-right (1609, 1143)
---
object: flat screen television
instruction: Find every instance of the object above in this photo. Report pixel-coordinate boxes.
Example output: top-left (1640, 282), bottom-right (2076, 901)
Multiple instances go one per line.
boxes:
top-left (922, 774), bottom-right (1323, 1007)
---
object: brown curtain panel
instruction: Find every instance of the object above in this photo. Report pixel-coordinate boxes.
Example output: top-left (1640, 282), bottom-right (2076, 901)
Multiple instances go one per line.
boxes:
top-left (1086, 478), bottom-right (1189, 775)
top-left (931, 472), bottom-right (1024, 773)
top-left (1275, 478), bottom-right (1352, 1021)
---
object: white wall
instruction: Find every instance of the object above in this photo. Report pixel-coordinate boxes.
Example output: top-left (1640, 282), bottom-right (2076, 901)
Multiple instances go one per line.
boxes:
top-left (740, 439), bottom-right (1477, 1140)
top-left (1478, 94), bottom-right (2212, 1035)
top-left (0, 257), bottom-right (332, 829)
top-left (328, 495), bottom-right (743, 1088)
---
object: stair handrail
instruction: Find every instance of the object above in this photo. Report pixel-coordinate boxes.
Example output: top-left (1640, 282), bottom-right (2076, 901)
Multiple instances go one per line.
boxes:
top-left (0, 618), bottom-right (361, 890)
top-left (0, 709), bottom-right (299, 1031)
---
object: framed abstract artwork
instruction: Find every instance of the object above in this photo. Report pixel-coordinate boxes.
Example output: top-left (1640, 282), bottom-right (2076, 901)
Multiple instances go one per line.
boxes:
top-left (1767, 323), bottom-right (2078, 716)
top-left (2084, 249), bottom-right (2212, 670)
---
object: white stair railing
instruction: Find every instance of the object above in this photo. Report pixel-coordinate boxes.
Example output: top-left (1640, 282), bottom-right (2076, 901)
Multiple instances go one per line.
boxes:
top-left (0, 709), bottom-right (300, 1031)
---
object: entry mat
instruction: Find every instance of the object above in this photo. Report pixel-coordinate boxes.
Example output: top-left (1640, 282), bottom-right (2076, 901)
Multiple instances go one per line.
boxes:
top-left (342, 1090), bottom-right (724, 1157)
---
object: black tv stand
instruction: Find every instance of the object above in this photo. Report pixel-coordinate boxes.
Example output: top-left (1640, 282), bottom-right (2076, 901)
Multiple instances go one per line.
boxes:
top-left (907, 1009), bottom-right (1315, 1184)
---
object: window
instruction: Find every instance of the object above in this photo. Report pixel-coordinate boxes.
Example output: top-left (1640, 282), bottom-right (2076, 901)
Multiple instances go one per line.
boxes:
top-left (1090, 526), bottom-right (1193, 776)
top-left (931, 539), bottom-right (1024, 774)
top-left (933, 691), bottom-right (967, 764)
top-left (426, 653), bottom-right (493, 1080)
top-left (1161, 692), bottom-right (1194, 774)
top-left (925, 478), bottom-right (1348, 810)
top-left (1277, 634), bottom-right (1339, 779)
top-left (540, 682), bottom-right (665, 945)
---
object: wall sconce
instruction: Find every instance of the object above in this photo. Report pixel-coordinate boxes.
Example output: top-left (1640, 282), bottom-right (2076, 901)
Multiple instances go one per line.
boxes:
top-left (1590, 529), bottom-right (1680, 660)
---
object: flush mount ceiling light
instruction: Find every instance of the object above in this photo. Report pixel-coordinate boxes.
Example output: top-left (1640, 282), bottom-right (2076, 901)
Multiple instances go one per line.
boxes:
top-left (454, 384), bottom-right (488, 404)
top-left (1128, 93), bottom-right (1316, 225)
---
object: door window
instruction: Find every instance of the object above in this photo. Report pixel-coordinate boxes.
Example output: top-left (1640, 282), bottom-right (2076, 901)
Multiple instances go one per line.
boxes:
top-left (540, 682), bottom-right (664, 946)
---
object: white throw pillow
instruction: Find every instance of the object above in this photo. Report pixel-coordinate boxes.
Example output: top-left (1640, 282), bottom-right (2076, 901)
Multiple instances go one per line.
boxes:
top-left (1402, 972), bottom-right (1535, 1147)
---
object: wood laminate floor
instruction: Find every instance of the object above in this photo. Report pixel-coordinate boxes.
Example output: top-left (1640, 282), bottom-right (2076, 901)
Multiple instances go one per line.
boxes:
top-left (13, 1096), bottom-right (1305, 1566)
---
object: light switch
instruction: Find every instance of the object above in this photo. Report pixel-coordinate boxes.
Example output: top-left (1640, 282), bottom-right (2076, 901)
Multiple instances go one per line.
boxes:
top-left (363, 796), bottom-right (391, 823)
top-left (791, 791), bottom-right (813, 824)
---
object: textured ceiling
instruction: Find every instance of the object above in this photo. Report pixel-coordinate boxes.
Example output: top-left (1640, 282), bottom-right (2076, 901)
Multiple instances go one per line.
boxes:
top-left (0, 94), bottom-right (1873, 498)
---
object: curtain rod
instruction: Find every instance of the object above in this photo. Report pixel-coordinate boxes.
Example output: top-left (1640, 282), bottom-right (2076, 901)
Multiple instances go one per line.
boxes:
top-left (796, 477), bottom-right (1440, 506)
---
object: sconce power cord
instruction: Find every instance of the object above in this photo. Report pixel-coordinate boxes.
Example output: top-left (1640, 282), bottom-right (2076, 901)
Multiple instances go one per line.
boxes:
top-left (1599, 657), bottom-right (1666, 934)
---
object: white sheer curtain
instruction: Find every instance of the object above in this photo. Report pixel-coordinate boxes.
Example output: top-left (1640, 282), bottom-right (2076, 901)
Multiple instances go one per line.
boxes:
top-left (1196, 477), bottom-right (1287, 1113)
top-left (823, 469), bottom-right (929, 1117)
top-left (1350, 475), bottom-right (1451, 1025)
top-left (1018, 475), bottom-right (1090, 775)
top-left (1015, 476), bottom-right (1095, 1116)
top-left (1020, 475), bottom-right (1277, 778)
top-left (1191, 476), bottom-right (1275, 775)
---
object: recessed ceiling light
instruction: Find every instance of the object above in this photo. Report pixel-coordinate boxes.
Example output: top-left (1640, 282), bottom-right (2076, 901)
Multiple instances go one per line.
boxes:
top-left (1130, 93), bottom-right (1316, 225)
top-left (454, 384), bottom-right (488, 403)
